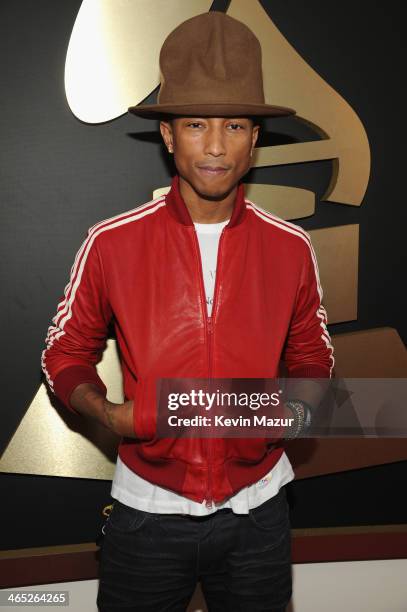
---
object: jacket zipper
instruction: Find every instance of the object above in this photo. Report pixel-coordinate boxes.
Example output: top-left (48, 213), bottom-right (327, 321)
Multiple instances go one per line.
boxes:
top-left (191, 225), bottom-right (226, 509)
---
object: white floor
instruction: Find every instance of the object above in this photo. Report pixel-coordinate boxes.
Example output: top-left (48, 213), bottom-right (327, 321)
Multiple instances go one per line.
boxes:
top-left (2, 559), bottom-right (407, 611)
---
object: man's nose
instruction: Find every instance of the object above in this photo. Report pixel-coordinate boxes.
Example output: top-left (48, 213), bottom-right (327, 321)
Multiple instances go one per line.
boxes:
top-left (204, 125), bottom-right (226, 157)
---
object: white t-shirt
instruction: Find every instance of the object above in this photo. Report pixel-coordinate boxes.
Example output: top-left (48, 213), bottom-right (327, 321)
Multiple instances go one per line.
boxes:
top-left (111, 218), bottom-right (294, 515)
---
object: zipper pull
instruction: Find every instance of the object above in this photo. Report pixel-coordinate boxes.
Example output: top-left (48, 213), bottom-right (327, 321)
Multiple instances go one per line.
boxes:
top-left (205, 496), bottom-right (213, 509)
top-left (204, 482), bottom-right (213, 509)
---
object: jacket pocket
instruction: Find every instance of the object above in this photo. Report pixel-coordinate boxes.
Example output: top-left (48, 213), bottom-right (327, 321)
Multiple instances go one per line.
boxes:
top-left (226, 437), bottom-right (268, 463)
top-left (132, 377), bottom-right (161, 441)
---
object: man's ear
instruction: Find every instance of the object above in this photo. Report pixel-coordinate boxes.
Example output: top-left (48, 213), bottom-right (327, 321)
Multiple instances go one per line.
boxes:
top-left (160, 120), bottom-right (173, 152)
top-left (251, 124), bottom-right (260, 149)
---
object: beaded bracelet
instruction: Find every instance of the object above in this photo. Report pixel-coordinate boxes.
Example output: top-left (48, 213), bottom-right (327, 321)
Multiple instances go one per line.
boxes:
top-left (284, 399), bottom-right (313, 439)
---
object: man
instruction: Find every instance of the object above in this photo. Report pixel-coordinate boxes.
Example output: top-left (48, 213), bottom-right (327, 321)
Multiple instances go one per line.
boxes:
top-left (41, 11), bottom-right (334, 612)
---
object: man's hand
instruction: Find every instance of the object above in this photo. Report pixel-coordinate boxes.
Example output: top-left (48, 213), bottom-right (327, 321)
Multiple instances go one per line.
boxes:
top-left (70, 383), bottom-right (137, 438)
top-left (103, 399), bottom-right (135, 437)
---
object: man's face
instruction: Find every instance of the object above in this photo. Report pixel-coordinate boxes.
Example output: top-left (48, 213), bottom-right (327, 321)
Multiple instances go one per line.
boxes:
top-left (160, 117), bottom-right (259, 199)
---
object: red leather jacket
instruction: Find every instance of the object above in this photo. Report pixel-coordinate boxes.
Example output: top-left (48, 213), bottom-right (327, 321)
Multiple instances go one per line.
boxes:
top-left (41, 174), bottom-right (334, 505)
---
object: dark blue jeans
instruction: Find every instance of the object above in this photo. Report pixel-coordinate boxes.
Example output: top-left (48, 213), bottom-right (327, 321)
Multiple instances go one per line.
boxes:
top-left (96, 485), bottom-right (292, 611)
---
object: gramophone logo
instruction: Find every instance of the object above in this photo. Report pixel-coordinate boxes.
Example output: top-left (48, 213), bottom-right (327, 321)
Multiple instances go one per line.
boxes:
top-left (1, 0), bottom-right (406, 480)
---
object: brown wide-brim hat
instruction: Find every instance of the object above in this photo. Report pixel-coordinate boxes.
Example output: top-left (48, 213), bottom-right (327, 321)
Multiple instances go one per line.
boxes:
top-left (128, 11), bottom-right (295, 119)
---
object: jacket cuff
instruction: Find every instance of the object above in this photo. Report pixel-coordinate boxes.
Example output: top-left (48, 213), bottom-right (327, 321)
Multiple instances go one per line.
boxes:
top-left (288, 364), bottom-right (331, 378)
top-left (53, 365), bottom-right (107, 414)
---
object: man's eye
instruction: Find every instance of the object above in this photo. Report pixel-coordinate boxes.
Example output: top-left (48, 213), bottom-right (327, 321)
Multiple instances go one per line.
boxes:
top-left (228, 123), bottom-right (244, 130)
top-left (187, 122), bottom-right (203, 128)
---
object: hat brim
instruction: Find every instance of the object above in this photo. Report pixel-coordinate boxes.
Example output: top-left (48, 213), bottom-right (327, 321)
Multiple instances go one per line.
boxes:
top-left (128, 102), bottom-right (296, 119)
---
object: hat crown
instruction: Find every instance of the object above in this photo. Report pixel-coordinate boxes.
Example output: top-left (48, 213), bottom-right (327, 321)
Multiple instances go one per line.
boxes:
top-left (157, 11), bottom-right (265, 107)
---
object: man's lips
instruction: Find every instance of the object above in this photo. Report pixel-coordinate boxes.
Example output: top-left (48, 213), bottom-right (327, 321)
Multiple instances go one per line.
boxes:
top-left (196, 165), bottom-right (229, 175)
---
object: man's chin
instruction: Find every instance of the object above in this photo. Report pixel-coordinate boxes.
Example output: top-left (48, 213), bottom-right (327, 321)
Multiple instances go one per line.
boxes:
top-left (192, 178), bottom-right (236, 202)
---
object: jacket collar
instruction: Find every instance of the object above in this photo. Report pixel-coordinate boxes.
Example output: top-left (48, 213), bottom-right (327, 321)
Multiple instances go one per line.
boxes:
top-left (165, 174), bottom-right (247, 228)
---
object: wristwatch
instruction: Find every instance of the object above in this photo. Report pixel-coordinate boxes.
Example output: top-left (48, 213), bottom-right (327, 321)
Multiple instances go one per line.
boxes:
top-left (284, 399), bottom-right (312, 439)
